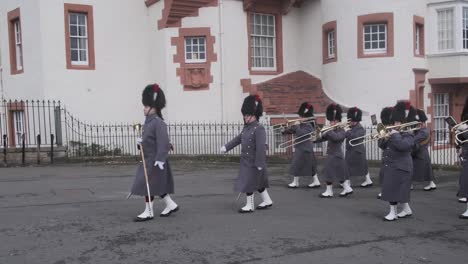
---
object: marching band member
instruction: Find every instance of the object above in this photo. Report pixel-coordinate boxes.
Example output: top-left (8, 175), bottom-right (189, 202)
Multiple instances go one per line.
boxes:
top-left (284, 102), bottom-right (320, 189)
top-left (221, 95), bottom-right (273, 213)
top-left (377, 107), bottom-right (393, 199)
top-left (131, 84), bottom-right (179, 222)
top-left (317, 103), bottom-right (351, 198)
top-left (456, 97), bottom-right (468, 219)
top-left (345, 107), bottom-right (372, 188)
top-left (412, 109), bottom-right (436, 191)
top-left (381, 101), bottom-right (415, 221)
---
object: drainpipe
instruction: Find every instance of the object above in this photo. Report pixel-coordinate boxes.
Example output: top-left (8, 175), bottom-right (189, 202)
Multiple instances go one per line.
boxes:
top-left (218, 0), bottom-right (225, 121)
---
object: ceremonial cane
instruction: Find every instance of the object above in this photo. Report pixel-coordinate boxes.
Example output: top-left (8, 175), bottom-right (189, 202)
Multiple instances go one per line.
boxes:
top-left (139, 143), bottom-right (153, 217)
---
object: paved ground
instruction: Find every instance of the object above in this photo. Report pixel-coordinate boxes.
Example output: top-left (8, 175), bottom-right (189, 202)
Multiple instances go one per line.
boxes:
top-left (0, 160), bottom-right (467, 264)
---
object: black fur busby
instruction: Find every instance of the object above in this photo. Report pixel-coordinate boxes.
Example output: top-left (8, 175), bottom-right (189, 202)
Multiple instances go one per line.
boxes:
top-left (462, 96), bottom-right (468, 122)
top-left (347, 107), bottom-right (362, 122)
top-left (391, 101), bottom-right (416, 123)
top-left (241, 95), bottom-right (263, 119)
top-left (142, 83), bottom-right (166, 110)
top-left (415, 109), bottom-right (428, 122)
top-left (326, 103), bottom-right (342, 121)
top-left (297, 102), bottom-right (314, 118)
top-left (380, 107), bottom-right (393, 126)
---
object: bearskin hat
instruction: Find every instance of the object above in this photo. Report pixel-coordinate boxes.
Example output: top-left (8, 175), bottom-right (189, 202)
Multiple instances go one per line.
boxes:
top-left (391, 101), bottom-right (416, 123)
top-left (415, 109), bottom-right (428, 122)
top-left (380, 107), bottom-right (394, 126)
top-left (297, 102), bottom-right (314, 118)
top-left (142, 83), bottom-right (166, 110)
top-left (241, 95), bottom-right (263, 119)
top-left (326, 103), bottom-right (342, 121)
top-left (347, 107), bottom-right (362, 122)
top-left (462, 96), bottom-right (468, 122)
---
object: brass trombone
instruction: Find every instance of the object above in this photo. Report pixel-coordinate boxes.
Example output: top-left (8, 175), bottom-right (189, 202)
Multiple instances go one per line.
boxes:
top-left (320, 120), bottom-right (350, 135)
top-left (348, 123), bottom-right (386, 147)
top-left (278, 126), bottom-right (320, 149)
top-left (348, 121), bottom-right (421, 147)
top-left (272, 117), bottom-right (316, 131)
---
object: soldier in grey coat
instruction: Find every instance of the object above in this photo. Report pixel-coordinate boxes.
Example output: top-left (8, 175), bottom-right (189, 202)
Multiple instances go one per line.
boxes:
top-left (283, 102), bottom-right (320, 189)
top-left (381, 101), bottom-right (415, 221)
top-left (455, 97), bottom-right (468, 219)
top-left (377, 107), bottom-right (394, 199)
top-left (221, 95), bottom-right (273, 213)
top-left (411, 109), bottom-right (436, 191)
top-left (316, 104), bottom-right (351, 198)
top-left (345, 107), bottom-right (371, 189)
top-left (131, 84), bottom-right (179, 222)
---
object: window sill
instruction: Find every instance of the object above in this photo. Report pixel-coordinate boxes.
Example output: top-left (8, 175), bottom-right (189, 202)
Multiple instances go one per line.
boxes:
top-left (323, 57), bottom-right (337, 64)
top-left (249, 68), bottom-right (282, 75)
top-left (358, 52), bottom-right (392, 59)
top-left (11, 69), bottom-right (24, 75)
top-left (426, 51), bottom-right (468, 58)
top-left (67, 64), bottom-right (95, 70)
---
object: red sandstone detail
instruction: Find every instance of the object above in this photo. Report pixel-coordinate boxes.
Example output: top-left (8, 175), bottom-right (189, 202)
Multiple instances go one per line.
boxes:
top-left (413, 15), bottom-right (425, 57)
top-left (171, 27), bottom-right (217, 91)
top-left (158, 0), bottom-right (218, 29)
top-left (145, 0), bottom-right (160, 7)
top-left (240, 71), bottom-right (334, 118)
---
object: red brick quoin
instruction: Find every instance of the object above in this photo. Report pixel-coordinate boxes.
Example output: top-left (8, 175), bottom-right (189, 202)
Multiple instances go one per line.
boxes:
top-left (171, 27), bottom-right (217, 91)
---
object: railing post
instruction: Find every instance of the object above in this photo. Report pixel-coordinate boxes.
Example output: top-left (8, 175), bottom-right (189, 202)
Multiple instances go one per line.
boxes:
top-left (54, 106), bottom-right (62, 146)
top-left (50, 134), bottom-right (54, 164)
top-left (21, 133), bottom-right (25, 166)
top-left (37, 134), bottom-right (41, 164)
top-left (3, 134), bottom-right (7, 164)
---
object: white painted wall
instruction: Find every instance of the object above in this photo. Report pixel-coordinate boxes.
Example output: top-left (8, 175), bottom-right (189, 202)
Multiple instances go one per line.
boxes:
top-left (0, 0), bottom-right (45, 100)
top-left (318, 0), bottom-right (428, 121)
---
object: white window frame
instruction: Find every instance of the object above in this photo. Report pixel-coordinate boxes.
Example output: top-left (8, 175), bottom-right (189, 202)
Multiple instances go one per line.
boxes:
top-left (363, 23), bottom-right (387, 54)
top-left (184, 36), bottom-right (207, 63)
top-left (69, 12), bottom-right (89, 66)
top-left (327, 30), bottom-right (335, 58)
top-left (433, 93), bottom-right (450, 144)
top-left (250, 13), bottom-right (276, 71)
top-left (415, 25), bottom-right (421, 55)
top-left (463, 7), bottom-right (468, 50)
top-left (13, 111), bottom-right (24, 147)
top-left (13, 19), bottom-right (23, 71)
top-left (437, 8), bottom-right (455, 51)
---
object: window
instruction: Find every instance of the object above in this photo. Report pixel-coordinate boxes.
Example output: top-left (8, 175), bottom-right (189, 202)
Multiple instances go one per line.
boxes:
top-left (185, 37), bottom-right (206, 63)
top-left (437, 9), bottom-right (454, 51)
top-left (7, 8), bottom-right (23, 74)
top-left (416, 25), bottom-right (421, 55)
top-left (357, 13), bottom-right (394, 58)
top-left (363, 24), bottom-right (387, 54)
top-left (433, 93), bottom-right (450, 143)
top-left (13, 111), bottom-right (24, 147)
top-left (328, 31), bottom-right (335, 58)
top-left (64, 4), bottom-right (95, 70)
top-left (250, 13), bottom-right (276, 70)
top-left (463, 7), bottom-right (468, 49)
top-left (69, 13), bottom-right (88, 65)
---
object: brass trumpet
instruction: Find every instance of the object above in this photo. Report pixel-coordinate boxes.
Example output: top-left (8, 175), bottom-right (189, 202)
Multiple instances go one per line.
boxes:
top-left (272, 117), bottom-right (316, 131)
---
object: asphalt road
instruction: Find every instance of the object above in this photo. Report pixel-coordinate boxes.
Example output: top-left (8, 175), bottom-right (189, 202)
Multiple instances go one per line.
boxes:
top-left (0, 160), bottom-right (467, 264)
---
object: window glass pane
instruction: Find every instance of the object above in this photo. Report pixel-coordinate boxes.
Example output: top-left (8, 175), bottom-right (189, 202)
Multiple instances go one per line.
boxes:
top-left (379, 41), bottom-right (385, 49)
top-left (78, 14), bottom-right (86, 25)
top-left (372, 42), bottom-right (378, 49)
top-left (200, 53), bottom-right (205, 60)
top-left (70, 25), bottom-right (77, 36)
top-left (78, 26), bottom-right (86, 37)
top-left (71, 50), bottom-right (79, 61)
top-left (70, 14), bottom-right (77, 24)
top-left (365, 42), bottom-right (371, 49)
top-left (364, 26), bottom-right (370, 34)
top-left (79, 50), bottom-right (87, 62)
top-left (71, 38), bottom-right (78, 49)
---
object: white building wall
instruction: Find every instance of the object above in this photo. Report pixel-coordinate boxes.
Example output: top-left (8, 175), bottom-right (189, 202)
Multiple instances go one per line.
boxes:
top-left (0, 0), bottom-right (45, 100)
top-left (318, 0), bottom-right (428, 120)
top-left (37, 0), bottom-right (156, 123)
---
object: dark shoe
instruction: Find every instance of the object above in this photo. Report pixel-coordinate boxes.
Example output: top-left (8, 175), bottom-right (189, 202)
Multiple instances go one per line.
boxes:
top-left (133, 216), bottom-right (154, 222)
top-left (360, 183), bottom-right (373, 188)
top-left (319, 194), bottom-right (333, 198)
top-left (339, 191), bottom-right (353, 197)
top-left (383, 217), bottom-right (397, 222)
top-left (238, 209), bottom-right (254, 213)
top-left (423, 187), bottom-right (437, 191)
top-left (288, 185), bottom-right (299, 189)
top-left (160, 206), bottom-right (179, 217)
top-left (459, 214), bottom-right (468, 219)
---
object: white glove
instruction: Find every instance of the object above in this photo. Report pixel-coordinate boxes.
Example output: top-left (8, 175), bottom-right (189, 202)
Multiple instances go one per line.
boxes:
top-left (136, 137), bottom-right (142, 145)
top-left (154, 161), bottom-right (165, 170)
top-left (457, 123), bottom-right (468, 132)
top-left (294, 121), bottom-right (300, 126)
top-left (220, 146), bottom-right (227, 153)
top-left (257, 167), bottom-right (263, 171)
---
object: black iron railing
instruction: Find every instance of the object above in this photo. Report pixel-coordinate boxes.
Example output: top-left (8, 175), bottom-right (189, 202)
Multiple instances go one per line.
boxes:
top-left (0, 99), bottom-right (460, 166)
